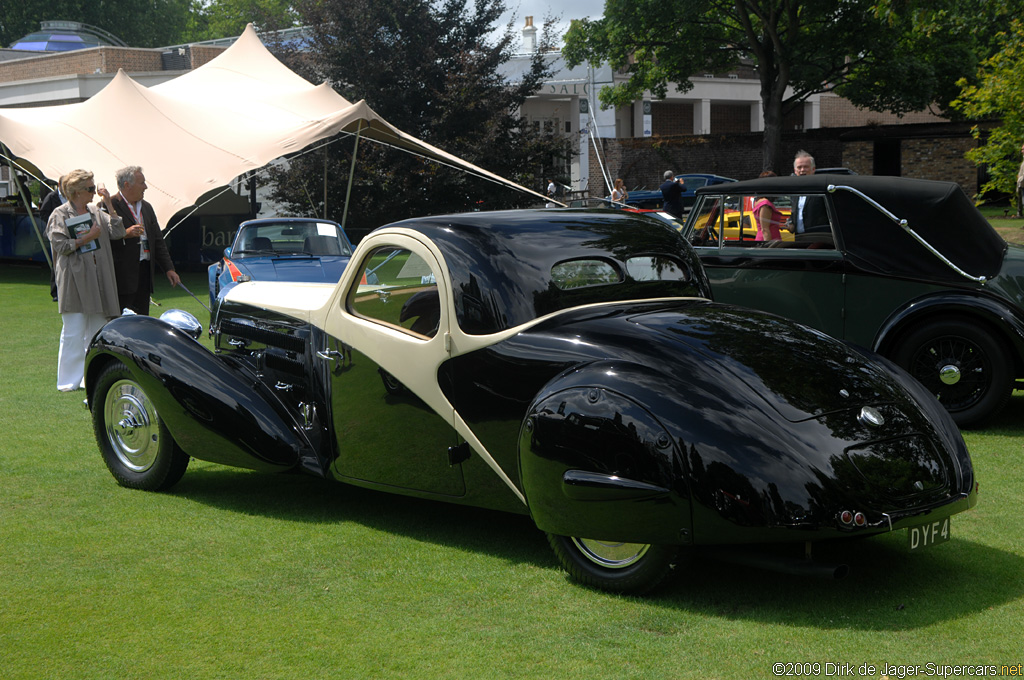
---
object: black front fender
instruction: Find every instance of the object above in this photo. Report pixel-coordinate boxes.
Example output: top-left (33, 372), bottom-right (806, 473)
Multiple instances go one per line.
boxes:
top-left (86, 316), bottom-right (313, 473)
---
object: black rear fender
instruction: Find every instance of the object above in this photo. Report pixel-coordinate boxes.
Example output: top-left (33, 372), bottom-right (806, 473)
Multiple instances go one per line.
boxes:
top-left (519, 361), bottom-right (693, 545)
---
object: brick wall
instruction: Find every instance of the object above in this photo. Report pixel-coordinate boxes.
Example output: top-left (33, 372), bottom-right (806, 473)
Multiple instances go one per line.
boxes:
top-left (711, 103), bottom-right (753, 134)
top-left (588, 126), bottom-right (979, 197)
top-left (190, 45), bottom-right (227, 68)
top-left (843, 141), bottom-right (874, 175)
top-left (0, 44), bottom-right (225, 84)
top-left (591, 129), bottom-right (844, 195)
top-left (651, 102), bottom-right (693, 136)
top-left (900, 137), bottom-right (977, 187)
top-left (820, 94), bottom-right (945, 127)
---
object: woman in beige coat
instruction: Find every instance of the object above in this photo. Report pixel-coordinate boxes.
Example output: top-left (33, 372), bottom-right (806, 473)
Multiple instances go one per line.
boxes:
top-left (45, 169), bottom-right (143, 391)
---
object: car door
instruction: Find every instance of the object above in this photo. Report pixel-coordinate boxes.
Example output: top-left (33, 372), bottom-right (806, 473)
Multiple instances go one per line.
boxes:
top-left (689, 193), bottom-right (847, 340)
top-left (320, 233), bottom-right (466, 497)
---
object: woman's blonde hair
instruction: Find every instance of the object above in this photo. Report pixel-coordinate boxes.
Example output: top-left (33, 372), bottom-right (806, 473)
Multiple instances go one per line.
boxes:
top-left (63, 169), bottom-right (94, 198)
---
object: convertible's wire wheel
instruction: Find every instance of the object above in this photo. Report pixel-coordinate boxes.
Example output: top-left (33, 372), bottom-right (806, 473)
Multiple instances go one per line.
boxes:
top-left (571, 538), bottom-right (651, 569)
top-left (103, 379), bottom-right (161, 473)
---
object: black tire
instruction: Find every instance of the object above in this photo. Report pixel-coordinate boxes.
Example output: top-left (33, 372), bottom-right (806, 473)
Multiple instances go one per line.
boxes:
top-left (546, 534), bottom-right (679, 594)
top-left (892, 317), bottom-right (1013, 428)
top-left (378, 368), bottom-right (407, 396)
top-left (91, 361), bottom-right (189, 490)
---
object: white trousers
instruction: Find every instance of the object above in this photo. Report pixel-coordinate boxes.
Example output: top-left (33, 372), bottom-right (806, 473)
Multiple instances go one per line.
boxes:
top-left (57, 313), bottom-right (108, 391)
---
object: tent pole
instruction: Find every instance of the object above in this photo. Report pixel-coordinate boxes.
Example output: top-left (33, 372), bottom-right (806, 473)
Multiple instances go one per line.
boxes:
top-left (340, 122), bottom-right (363, 231)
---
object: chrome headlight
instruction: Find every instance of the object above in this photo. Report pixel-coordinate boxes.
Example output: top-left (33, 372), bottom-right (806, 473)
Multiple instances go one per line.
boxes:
top-left (159, 309), bottom-right (203, 340)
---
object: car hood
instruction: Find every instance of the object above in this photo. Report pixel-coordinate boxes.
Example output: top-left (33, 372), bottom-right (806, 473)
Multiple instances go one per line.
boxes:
top-left (234, 255), bottom-right (350, 284)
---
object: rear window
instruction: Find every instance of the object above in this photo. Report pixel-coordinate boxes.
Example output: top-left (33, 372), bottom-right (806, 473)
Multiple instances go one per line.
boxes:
top-left (551, 259), bottom-right (621, 290)
top-left (551, 256), bottom-right (691, 291)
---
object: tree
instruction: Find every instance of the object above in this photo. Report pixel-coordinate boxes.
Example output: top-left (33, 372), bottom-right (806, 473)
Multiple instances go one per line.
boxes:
top-left (191, 0), bottom-right (300, 42)
top-left (266, 0), bottom-right (572, 237)
top-left (1, 0), bottom-right (197, 49)
top-left (952, 19), bottom-right (1024, 209)
top-left (562, 0), bottom-right (1002, 172)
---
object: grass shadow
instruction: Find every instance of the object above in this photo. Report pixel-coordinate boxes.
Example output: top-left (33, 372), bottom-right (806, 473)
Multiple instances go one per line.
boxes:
top-left (646, 533), bottom-right (1024, 631)
top-left (170, 463), bottom-right (550, 564)
top-left (976, 390), bottom-right (1024, 435)
top-left (168, 462), bottom-right (1022, 630)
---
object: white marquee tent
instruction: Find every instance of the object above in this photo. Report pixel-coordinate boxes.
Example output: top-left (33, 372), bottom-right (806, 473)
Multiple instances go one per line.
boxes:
top-left (0, 24), bottom-right (551, 230)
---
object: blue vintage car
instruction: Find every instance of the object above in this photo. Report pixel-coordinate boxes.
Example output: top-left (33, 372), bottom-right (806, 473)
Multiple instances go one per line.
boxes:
top-left (624, 173), bottom-right (738, 211)
top-left (207, 217), bottom-right (354, 307)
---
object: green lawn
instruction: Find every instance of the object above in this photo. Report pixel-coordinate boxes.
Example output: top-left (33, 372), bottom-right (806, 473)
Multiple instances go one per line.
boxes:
top-left (1, 263), bottom-right (1022, 679)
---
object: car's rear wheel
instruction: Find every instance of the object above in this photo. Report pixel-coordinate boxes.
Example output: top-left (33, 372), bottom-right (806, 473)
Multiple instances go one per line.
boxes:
top-left (546, 534), bottom-right (679, 594)
top-left (91, 361), bottom-right (189, 490)
top-left (892, 318), bottom-right (1013, 428)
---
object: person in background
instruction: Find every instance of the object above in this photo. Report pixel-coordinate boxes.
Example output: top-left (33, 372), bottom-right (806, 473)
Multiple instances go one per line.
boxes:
top-left (788, 150), bottom-right (828, 233)
top-left (46, 169), bottom-right (143, 392)
top-left (109, 166), bottom-right (180, 315)
top-left (1016, 141), bottom-right (1024, 218)
top-left (660, 170), bottom-right (685, 218)
top-left (545, 178), bottom-right (557, 208)
top-left (752, 170), bottom-right (784, 241)
top-left (611, 178), bottom-right (629, 204)
top-left (39, 175), bottom-right (67, 301)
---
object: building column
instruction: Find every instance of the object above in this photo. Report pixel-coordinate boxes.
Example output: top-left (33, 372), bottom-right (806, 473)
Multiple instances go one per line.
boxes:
top-left (694, 99), bottom-right (711, 135)
top-left (803, 97), bottom-right (820, 130)
top-left (577, 96), bottom-right (590, 195)
top-left (750, 99), bottom-right (763, 132)
top-left (632, 100), bottom-right (652, 138)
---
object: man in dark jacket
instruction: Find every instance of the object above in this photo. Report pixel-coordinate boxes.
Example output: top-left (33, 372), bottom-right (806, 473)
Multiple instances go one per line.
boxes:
top-left (109, 166), bottom-right (180, 315)
top-left (39, 179), bottom-right (65, 301)
top-left (660, 170), bottom-right (685, 218)
top-left (789, 150), bottom-right (829, 233)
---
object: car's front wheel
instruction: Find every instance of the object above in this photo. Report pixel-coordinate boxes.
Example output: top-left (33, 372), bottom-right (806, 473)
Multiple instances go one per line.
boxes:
top-left (546, 534), bottom-right (679, 594)
top-left (91, 361), bottom-right (189, 490)
top-left (892, 317), bottom-right (1013, 428)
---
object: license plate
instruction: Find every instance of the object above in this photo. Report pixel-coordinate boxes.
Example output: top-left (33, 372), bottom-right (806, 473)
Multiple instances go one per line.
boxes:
top-left (908, 517), bottom-right (951, 550)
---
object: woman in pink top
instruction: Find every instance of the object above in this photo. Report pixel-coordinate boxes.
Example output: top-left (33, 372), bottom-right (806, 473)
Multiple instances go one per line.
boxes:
top-left (753, 171), bottom-right (784, 241)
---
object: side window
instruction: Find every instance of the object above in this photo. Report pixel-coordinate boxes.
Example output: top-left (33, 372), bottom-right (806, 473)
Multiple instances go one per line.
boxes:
top-left (348, 247), bottom-right (441, 338)
top-left (788, 194), bottom-right (835, 249)
top-left (688, 197), bottom-right (724, 248)
top-left (691, 194), bottom-right (835, 250)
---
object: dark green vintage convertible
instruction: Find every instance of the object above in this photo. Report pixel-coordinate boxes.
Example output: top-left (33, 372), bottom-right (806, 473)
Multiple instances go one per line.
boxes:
top-left (684, 174), bottom-right (1024, 427)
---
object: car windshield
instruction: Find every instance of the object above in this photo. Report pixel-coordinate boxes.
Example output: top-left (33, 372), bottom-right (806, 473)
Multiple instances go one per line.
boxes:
top-left (232, 221), bottom-right (352, 258)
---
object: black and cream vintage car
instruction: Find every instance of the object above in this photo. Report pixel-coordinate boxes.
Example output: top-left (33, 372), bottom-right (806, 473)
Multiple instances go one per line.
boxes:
top-left (85, 210), bottom-right (977, 593)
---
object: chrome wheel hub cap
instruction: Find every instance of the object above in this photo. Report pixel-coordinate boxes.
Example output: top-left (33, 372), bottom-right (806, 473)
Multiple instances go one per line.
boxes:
top-left (939, 364), bottom-right (961, 386)
top-left (572, 538), bottom-right (650, 569)
top-left (104, 380), bottom-right (160, 472)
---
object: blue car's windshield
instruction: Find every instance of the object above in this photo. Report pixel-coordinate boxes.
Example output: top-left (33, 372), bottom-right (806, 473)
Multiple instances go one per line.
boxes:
top-left (232, 221), bottom-right (352, 258)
